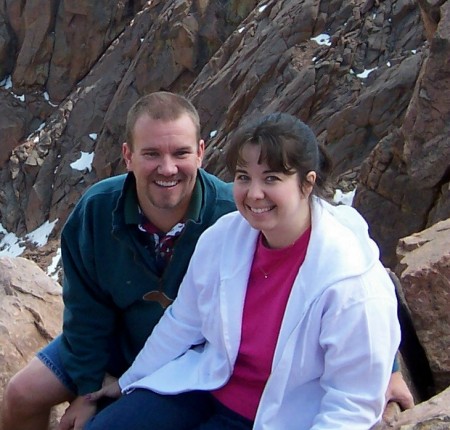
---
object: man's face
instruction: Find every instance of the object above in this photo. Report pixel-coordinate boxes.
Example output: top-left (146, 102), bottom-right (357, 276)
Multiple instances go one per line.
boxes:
top-left (123, 113), bottom-right (204, 229)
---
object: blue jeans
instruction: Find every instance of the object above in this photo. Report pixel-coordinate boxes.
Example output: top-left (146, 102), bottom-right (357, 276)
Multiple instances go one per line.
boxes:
top-left (84, 389), bottom-right (253, 430)
top-left (37, 335), bottom-right (78, 394)
top-left (37, 334), bottom-right (128, 396)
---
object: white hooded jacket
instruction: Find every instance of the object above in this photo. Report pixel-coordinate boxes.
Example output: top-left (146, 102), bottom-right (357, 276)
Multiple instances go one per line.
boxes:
top-left (119, 197), bottom-right (400, 430)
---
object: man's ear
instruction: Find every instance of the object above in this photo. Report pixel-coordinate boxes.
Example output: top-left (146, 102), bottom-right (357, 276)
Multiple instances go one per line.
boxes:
top-left (122, 142), bottom-right (132, 170)
top-left (197, 139), bottom-right (205, 165)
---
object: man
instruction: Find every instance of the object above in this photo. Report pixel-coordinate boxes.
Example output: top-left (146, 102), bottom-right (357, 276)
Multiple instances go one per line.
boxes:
top-left (2, 92), bottom-right (413, 430)
top-left (1, 92), bottom-right (236, 430)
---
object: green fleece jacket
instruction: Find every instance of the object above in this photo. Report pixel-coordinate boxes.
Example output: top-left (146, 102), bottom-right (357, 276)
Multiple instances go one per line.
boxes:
top-left (59, 169), bottom-right (235, 395)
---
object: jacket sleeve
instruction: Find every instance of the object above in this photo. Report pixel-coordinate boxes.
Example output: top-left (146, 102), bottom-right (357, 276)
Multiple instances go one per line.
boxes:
top-left (311, 268), bottom-right (401, 429)
top-left (119, 229), bottom-right (214, 390)
top-left (59, 201), bottom-right (117, 395)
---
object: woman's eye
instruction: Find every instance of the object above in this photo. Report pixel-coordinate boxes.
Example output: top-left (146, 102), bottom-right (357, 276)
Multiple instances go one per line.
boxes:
top-left (266, 176), bottom-right (280, 183)
top-left (235, 174), bottom-right (249, 181)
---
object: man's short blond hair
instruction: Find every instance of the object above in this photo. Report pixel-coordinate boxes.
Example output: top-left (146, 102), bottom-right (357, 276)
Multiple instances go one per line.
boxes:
top-left (126, 92), bottom-right (201, 150)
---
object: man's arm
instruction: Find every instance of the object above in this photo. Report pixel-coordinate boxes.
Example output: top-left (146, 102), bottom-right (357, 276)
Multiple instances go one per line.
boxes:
top-left (59, 205), bottom-right (117, 396)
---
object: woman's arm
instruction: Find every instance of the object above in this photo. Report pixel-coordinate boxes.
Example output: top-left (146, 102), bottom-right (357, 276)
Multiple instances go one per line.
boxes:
top-left (312, 276), bottom-right (401, 429)
top-left (118, 230), bottom-right (219, 390)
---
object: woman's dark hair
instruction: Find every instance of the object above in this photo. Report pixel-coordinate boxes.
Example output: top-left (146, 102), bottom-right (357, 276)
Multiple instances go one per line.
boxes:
top-left (226, 113), bottom-right (332, 198)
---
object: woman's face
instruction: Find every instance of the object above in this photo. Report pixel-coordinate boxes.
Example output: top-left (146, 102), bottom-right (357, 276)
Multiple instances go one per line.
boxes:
top-left (233, 144), bottom-right (315, 249)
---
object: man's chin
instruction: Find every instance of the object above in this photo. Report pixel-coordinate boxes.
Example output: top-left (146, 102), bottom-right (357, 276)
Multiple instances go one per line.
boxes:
top-left (151, 198), bottom-right (184, 211)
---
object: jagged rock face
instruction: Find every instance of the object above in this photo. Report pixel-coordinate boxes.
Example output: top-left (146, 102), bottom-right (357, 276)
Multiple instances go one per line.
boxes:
top-left (2, 0), bottom-right (149, 101)
top-left (0, 92), bottom-right (34, 168)
top-left (0, 0), bottom-right (258, 235)
top-left (0, 1), bottom-right (447, 261)
top-left (395, 219), bottom-right (450, 392)
top-left (354, 0), bottom-right (450, 267)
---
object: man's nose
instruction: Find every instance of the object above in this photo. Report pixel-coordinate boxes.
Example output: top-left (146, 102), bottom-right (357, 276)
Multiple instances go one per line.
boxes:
top-left (158, 156), bottom-right (178, 175)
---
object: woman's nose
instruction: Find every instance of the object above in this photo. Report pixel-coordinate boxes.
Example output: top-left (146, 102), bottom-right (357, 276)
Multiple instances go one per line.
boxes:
top-left (247, 181), bottom-right (264, 199)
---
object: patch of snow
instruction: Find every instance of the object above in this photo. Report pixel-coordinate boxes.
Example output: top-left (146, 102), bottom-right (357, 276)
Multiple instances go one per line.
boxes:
top-left (209, 130), bottom-right (218, 138)
top-left (0, 75), bottom-right (12, 89)
top-left (333, 189), bottom-right (356, 206)
top-left (238, 27), bottom-right (245, 33)
top-left (47, 247), bottom-right (62, 280)
top-left (356, 67), bottom-right (377, 78)
top-left (27, 123), bottom-right (45, 139)
top-left (0, 224), bottom-right (25, 257)
top-left (259, 4), bottom-right (268, 12)
top-left (13, 93), bottom-right (25, 102)
top-left (411, 49), bottom-right (417, 54)
top-left (387, 61), bottom-right (391, 67)
top-left (70, 151), bottom-right (94, 172)
top-left (26, 219), bottom-right (58, 247)
top-left (43, 91), bottom-right (58, 106)
top-left (311, 34), bottom-right (331, 46)
top-left (89, 133), bottom-right (98, 140)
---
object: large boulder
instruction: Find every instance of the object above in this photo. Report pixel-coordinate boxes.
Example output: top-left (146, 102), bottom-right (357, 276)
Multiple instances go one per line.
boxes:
top-left (0, 256), bottom-right (63, 428)
top-left (396, 218), bottom-right (450, 393)
top-left (373, 385), bottom-right (450, 429)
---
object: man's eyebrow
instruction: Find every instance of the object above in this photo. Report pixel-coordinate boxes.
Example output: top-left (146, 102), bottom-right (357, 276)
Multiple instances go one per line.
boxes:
top-left (174, 146), bottom-right (194, 151)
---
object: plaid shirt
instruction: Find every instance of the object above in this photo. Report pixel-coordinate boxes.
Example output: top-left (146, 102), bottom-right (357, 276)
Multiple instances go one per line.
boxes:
top-left (138, 211), bottom-right (185, 273)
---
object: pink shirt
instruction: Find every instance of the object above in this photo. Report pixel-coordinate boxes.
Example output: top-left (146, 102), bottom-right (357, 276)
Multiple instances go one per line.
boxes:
top-left (212, 227), bottom-right (311, 419)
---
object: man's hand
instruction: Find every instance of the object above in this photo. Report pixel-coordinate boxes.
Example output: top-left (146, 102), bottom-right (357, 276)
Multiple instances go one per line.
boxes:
top-left (86, 379), bottom-right (122, 402)
top-left (385, 371), bottom-right (415, 410)
top-left (58, 395), bottom-right (97, 430)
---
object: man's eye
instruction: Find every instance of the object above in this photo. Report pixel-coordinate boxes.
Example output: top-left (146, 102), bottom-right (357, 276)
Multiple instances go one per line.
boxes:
top-left (175, 151), bottom-right (190, 157)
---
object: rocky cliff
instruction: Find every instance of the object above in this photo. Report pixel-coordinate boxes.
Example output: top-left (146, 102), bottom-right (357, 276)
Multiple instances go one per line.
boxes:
top-left (1, 0), bottom-right (448, 263)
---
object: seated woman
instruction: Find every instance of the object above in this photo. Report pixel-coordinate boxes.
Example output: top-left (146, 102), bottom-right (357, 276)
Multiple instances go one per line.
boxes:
top-left (84, 113), bottom-right (401, 429)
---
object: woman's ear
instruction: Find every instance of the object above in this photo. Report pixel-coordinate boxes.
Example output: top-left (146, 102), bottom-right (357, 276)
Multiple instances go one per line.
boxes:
top-left (306, 171), bottom-right (316, 186)
top-left (301, 171), bottom-right (316, 198)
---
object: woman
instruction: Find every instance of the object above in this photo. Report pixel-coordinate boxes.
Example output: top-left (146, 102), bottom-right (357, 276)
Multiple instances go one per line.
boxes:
top-left (85, 113), bottom-right (400, 429)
